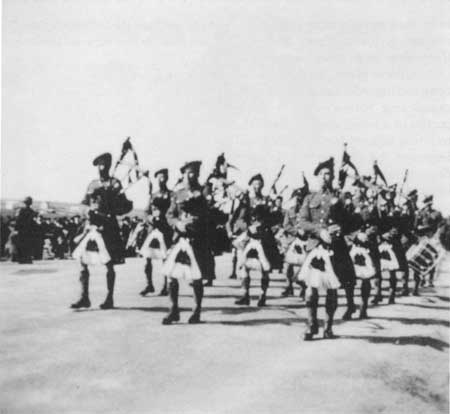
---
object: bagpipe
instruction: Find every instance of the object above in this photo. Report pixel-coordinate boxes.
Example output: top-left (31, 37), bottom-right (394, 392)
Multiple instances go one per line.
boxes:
top-left (112, 137), bottom-right (150, 193)
top-left (72, 224), bottom-right (111, 266)
top-left (297, 243), bottom-right (341, 291)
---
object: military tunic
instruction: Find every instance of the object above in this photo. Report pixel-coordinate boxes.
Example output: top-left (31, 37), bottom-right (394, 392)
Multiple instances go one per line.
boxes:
top-left (298, 188), bottom-right (357, 287)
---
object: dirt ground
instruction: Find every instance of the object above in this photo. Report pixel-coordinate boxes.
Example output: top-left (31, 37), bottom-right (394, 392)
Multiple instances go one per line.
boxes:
top-left (1, 253), bottom-right (449, 414)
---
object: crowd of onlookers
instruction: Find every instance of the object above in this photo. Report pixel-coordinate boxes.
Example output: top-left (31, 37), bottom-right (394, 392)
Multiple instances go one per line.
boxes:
top-left (0, 213), bottom-right (145, 262)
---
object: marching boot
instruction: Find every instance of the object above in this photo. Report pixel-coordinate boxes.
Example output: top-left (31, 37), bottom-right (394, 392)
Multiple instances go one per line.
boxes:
top-left (281, 265), bottom-right (294, 297)
top-left (359, 280), bottom-right (371, 319)
top-left (342, 285), bottom-right (356, 320)
top-left (298, 281), bottom-right (307, 300)
top-left (140, 259), bottom-right (155, 296)
top-left (428, 268), bottom-right (435, 287)
top-left (158, 276), bottom-right (169, 296)
top-left (303, 288), bottom-right (319, 341)
top-left (413, 271), bottom-right (420, 296)
top-left (188, 280), bottom-right (203, 324)
top-left (235, 275), bottom-right (250, 305)
top-left (71, 268), bottom-right (91, 309)
top-left (162, 279), bottom-right (180, 325)
top-left (257, 272), bottom-right (269, 307)
top-left (371, 272), bottom-right (383, 304)
top-left (100, 266), bottom-right (115, 309)
top-left (324, 289), bottom-right (338, 338)
top-left (388, 271), bottom-right (397, 304)
top-left (400, 269), bottom-right (410, 296)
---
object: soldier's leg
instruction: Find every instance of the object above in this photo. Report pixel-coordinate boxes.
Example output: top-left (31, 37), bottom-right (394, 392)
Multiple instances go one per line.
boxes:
top-left (324, 289), bottom-right (338, 338)
top-left (413, 269), bottom-right (421, 296)
top-left (298, 280), bottom-right (307, 300)
top-left (428, 267), bottom-right (436, 287)
top-left (342, 283), bottom-right (356, 320)
top-left (162, 277), bottom-right (180, 325)
top-left (388, 271), bottom-right (397, 304)
top-left (359, 279), bottom-right (371, 319)
top-left (158, 276), bottom-right (169, 296)
top-left (281, 264), bottom-right (294, 297)
top-left (188, 279), bottom-right (204, 324)
top-left (235, 269), bottom-right (250, 305)
top-left (229, 248), bottom-right (238, 279)
top-left (400, 267), bottom-right (410, 296)
top-left (140, 258), bottom-right (155, 296)
top-left (100, 262), bottom-right (115, 309)
top-left (71, 264), bottom-right (91, 309)
top-left (371, 271), bottom-right (383, 304)
top-left (204, 250), bottom-right (215, 287)
top-left (304, 287), bottom-right (319, 341)
top-left (257, 271), bottom-right (269, 307)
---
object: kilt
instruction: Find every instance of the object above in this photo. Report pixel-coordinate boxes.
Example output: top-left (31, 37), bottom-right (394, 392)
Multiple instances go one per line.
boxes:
top-left (350, 245), bottom-right (376, 280)
top-left (329, 236), bottom-right (356, 288)
top-left (298, 245), bottom-right (341, 291)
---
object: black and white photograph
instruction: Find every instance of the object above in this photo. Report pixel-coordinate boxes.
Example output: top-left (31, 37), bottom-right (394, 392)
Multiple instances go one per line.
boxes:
top-left (1, 0), bottom-right (449, 413)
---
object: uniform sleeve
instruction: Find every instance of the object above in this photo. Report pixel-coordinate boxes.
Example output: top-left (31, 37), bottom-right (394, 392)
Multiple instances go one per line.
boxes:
top-left (283, 209), bottom-right (297, 236)
top-left (166, 193), bottom-right (179, 227)
top-left (297, 195), bottom-right (322, 237)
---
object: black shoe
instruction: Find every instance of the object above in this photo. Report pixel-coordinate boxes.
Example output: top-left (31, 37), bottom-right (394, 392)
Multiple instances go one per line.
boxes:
top-left (299, 289), bottom-right (306, 300)
top-left (229, 273), bottom-right (237, 280)
top-left (140, 285), bottom-right (155, 296)
top-left (162, 309), bottom-right (180, 325)
top-left (359, 309), bottom-right (368, 319)
top-left (203, 280), bottom-right (213, 287)
top-left (70, 297), bottom-right (91, 309)
top-left (99, 298), bottom-right (114, 309)
top-left (371, 295), bottom-right (382, 305)
top-left (323, 329), bottom-right (337, 339)
top-left (413, 290), bottom-right (419, 296)
top-left (388, 296), bottom-right (395, 304)
top-left (429, 281), bottom-right (434, 288)
top-left (281, 287), bottom-right (294, 297)
top-left (303, 332), bottom-right (314, 341)
top-left (188, 311), bottom-right (201, 324)
top-left (257, 295), bottom-right (266, 307)
top-left (235, 295), bottom-right (250, 305)
top-left (342, 307), bottom-right (356, 321)
top-left (400, 288), bottom-right (409, 297)
top-left (158, 287), bottom-right (168, 296)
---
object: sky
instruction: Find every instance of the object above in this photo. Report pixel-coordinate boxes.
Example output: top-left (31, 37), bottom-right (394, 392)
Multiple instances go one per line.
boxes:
top-left (2, 0), bottom-right (450, 213)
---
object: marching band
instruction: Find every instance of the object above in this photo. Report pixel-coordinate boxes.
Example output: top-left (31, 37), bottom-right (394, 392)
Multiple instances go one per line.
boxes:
top-left (67, 139), bottom-right (447, 339)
